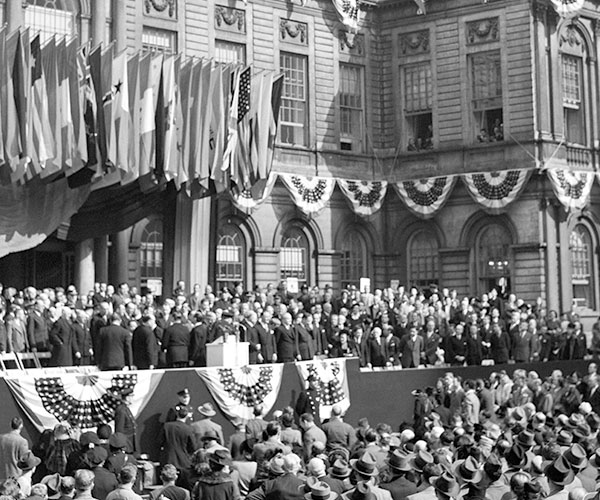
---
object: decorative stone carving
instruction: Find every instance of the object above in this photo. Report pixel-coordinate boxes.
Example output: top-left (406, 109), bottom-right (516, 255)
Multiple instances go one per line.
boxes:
top-left (532, 0), bottom-right (547, 23)
top-left (339, 30), bottom-right (365, 56)
top-left (280, 19), bottom-right (308, 45)
top-left (399, 30), bottom-right (429, 55)
top-left (466, 17), bottom-right (499, 44)
top-left (144, 0), bottom-right (176, 18)
top-left (215, 5), bottom-right (246, 33)
top-left (559, 25), bottom-right (583, 47)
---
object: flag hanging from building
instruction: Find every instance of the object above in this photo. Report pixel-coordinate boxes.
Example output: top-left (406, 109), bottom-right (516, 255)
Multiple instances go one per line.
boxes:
top-left (280, 173), bottom-right (336, 215)
top-left (230, 172), bottom-right (277, 212)
top-left (394, 176), bottom-right (456, 219)
top-left (550, 0), bottom-right (584, 17)
top-left (463, 170), bottom-right (531, 213)
top-left (295, 359), bottom-right (351, 422)
top-left (338, 179), bottom-right (388, 216)
top-left (331, 0), bottom-right (362, 31)
top-left (547, 168), bottom-right (593, 212)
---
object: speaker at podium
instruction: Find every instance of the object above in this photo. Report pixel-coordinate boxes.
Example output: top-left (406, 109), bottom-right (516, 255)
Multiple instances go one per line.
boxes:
top-left (206, 336), bottom-right (250, 367)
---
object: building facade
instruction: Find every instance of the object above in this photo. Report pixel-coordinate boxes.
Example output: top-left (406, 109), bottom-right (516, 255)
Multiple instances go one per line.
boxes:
top-left (0, 0), bottom-right (599, 323)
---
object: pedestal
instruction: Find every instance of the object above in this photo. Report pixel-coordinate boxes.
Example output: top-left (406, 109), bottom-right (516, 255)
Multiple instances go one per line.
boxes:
top-left (206, 342), bottom-right (250, 368)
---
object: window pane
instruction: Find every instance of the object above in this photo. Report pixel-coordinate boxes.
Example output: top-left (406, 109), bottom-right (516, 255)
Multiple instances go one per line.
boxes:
top-left (341, 231), bottom-right (367, 288)
top-left (562, 55), bottom-right (581, 105)
top-left (571, 225), bottom-right (595, 309)
top-left (340, 64), bottom-right (364, 150)
top-left (471, 51), bottom-right (502, 105)
top-left (404, 63), bottom-right (432, 113)
top-left (140, 220), bottom-right (163, 283)
top-left (25, 4), bottom-right (75, 43)
top-left (215, 40), bottom-right (246, 65)
top-left (280, 229), bottom-right (308, 282)
top-left (142, 26), bottom-right (177, 54)
top-left (216, 228), bottom-right (245, 286)
top-left (478, 224), bottom-right (510, 278)
top-left (279, 53), bottom-right (308, 146)
top-left (409, 230), bottom-right (439, 287)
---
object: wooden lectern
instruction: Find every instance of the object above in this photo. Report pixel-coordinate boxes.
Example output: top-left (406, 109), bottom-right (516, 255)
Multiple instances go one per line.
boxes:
top-left (206, 341), bottom-right (250, 367)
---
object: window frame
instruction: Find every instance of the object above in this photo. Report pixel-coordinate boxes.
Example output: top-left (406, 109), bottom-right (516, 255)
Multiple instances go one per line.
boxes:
top-left (215, 225), bottom-right (246, 289)
top-left (280, 226), bottom-right (310, 284)
top-left (340, 229), bottom-right (368, 289)
top-left (215, 39), bottom-right (247, 65)
top-left (25, 0), bottom-right (77, 43)
top-left (339, 63), bottom-right (365, 152)
top-left (475, 223), bottom-right (512, 296)
top-left (139, 219), bottom-right (163, 284)
top-left (279, 51), bottom-right (309, 147)
top-left (407, 229), bottom-right (440, 289)
top-left (141, 26), bottom-right (178, 55)
top-left (570, 223), bottom-right (597, 310)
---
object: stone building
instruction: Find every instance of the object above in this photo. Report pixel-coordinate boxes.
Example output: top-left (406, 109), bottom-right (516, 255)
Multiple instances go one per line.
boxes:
top-left (0, 0), bottom-right (598, 324)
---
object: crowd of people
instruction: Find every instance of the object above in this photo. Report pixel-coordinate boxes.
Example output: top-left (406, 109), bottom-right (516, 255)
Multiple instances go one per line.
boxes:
top-left (2, 364), bottom-right (600, 499)
top-left (0, 280), bottom-right (596, 370)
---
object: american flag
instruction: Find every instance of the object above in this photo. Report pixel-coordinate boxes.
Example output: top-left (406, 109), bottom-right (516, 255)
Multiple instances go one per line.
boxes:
top-left (237, 66), bottom-right (251, 123)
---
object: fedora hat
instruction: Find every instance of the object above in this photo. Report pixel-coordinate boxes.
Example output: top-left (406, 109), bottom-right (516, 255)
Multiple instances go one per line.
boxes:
top-left (17, 452), bottom-right (41, 471)
top-left (208, 449), bottom-right (231, 468)
top-left (198, 402), bottom-right (216, 417)
top-left (484, 454), bottom-right (502, 477)
top-left (304, 479), bottom-right (338, 500)
top-left (86, 446), bottom-right (108, 466)
top-left (269, 454), bottom-right (285, 476)
top-left (505, 444), bottom-right (529, 469)
top-left (201, 429), bottom-right (221, 443)
top-left (108, 432), bottom-right (128, 449)
top-left (386, 450), bottom-right (412, 472)
top-left (563, 443), bottom-right (588, 471)
top-left (351, 453), bottom-right (378, 477)
top-left (516, 430), bottom-right (535, 448)
top-left (41, 473), bottom-right (61, 498)
top-left (545, 456), bottom-right (575, 486)
top-left (573, 424), bottom-right (592, 443)
top-left (452, 456), bottom-right (483, 484)
top-left (433, 472), bottom-right (461, 499)
top-left (348, 481), bottom-right (376, 500)
top-left (329, 458), bottom-right (351, 478)
top-left (557, 430), bottom-right (573, 447)
top-left (409, 450), bottom-right (434, 472)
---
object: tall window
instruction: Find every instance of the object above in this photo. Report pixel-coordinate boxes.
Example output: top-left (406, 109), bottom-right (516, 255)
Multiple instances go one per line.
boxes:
top-left (471, 50), bottom-right (504, 143)
top-left (25, 0), bottom-right (77, 43)
top-left (477, 223), bottom-right (511, 294)
top-left (562, 54), bottom-right (585, 145)
top-left (339, 64), bottom-right (364, 152)
top-left (142, 26), bottom-right (177, 54)
top-left (404, 63), bottom-right (433, 151)
top-left (215, 40), bottom-right (246, 65)
top-left (408, 230), bottom-right (439, 288)
top-left (139, 219), bottom-right (163, 284)
top-left (571, 224), bottom-right (595, 309)
top-left (280, 227), bottom-right (309, 283)
top-left (216, 226), bottom-right (245, 288)
top-left (279, 52), bottom-right (308, 146)
top-left (340, 230), bottom-right (368, 288)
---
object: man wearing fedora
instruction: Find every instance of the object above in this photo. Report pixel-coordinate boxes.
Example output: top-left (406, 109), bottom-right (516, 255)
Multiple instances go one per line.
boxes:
top-left (451, 456), bottom-right (482, 497)
top-left (345, 452), bottom-right (392, 500)
top-left (190, 449), bottom-right (237, 500)
top-left (544, 456), bottom-right (575, 500)
top-left (0, 416), bottom-right (30, 480)
top-left (476, 454), bottom-right (509, 500)
top-left (159, 406), bottom-right (197, 470)
top-left (431, 473), bottom-right (461, 500)
top-left (380, 450), bottom-right (420, 500)
top-left (406, 463), bottom-right (445, 500)
top-left (304, 476), bottom-right (339, 500)
top-left (191, 403), bottom-right (224, 447)
top-left (86, 447), bottom-right (118, 500)
top-left (326, 459), bottom-right (352, 495)
top-left (16, 452), bottom-right (40, 497)
top-left (248, 453), bottom-right (305, 499)
top-left (105, 432), bottom-right (138, 476)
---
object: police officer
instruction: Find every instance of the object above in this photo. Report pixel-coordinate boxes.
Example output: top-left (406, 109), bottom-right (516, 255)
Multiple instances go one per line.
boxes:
top-left (165, 388), bottom-right (193, 424)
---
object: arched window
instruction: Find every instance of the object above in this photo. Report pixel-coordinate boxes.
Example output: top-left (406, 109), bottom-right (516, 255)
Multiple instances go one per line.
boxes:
top-left (408, 229), bottom-right (439, 288)
top-left (477, 223), bottom-right (512, 294)
top-left (139, 219), bottom-right (163, 284)
top-left (340, 230), bottom-right (368, 288)
top-left (216, 225), bottom-right (245, 288)
top-left (560, 25), bottom-right (590, 146)
top-left (280, 226), bottom-right (309, 284)
top-left (571, 224), bottom-right (596, 309)
top-left (25, 0), bottom-right (78, 43)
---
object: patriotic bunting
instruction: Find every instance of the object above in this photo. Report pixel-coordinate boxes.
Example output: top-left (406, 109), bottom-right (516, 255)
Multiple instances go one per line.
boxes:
top-left (338, 179), bottom-right (387, 216)
top-left (230, 172), bottom-right (277, 212)
top-left (331, 0), bottom-right (362, 31)
top-left (195, 364), bottom-right (284, 423)
top-left (463, 170), bottom-right (531, 212)
top-left (280, 174), bottom-right (335, 215)
top-left (295, 358), bottom-right (350, 422)
top-left (4, 370), bottom-right (164, 432)
top-left (550, 0), bottom-right (584, 17)
top-left (394, 176), bottom-right (456, 218)
top-left (547, 169), bottom-right (594, 211)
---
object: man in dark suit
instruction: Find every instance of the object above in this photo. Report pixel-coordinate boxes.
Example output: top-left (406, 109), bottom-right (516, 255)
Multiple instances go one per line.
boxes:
top-left (132, 315), bottom-right (159, 370)
top-left (159, 406), bottom-right (196, 469)
top-left (90, 301), bottom-right (110, 362)
top-left (422, 319), bottom-right (441, 366)
top-left (585, 374), bottom-right (600, 415)
top-left (114, 389), bottom-right (137, 454)
top-left (162, 312), bottom-right (190, 368)
top-left (275, 313), bottom-right (297, 362)
top-left (511, 321), bottom-right (534, 363)
top-left (255, 311), bottom-right (277, 363)
top-left (97, 314), bottom-right (133, 371)
top-left (72, 310), bottom-right (94, 365)
top-left (399, 327), bottom-right (424, 368)
top-left (189, 312), bottom-right (213, 367)
top-left (87, 447), bottom-right (118, 500)
top-left (382, 326), bottom-right (401, 366)
top-left (366, 327), bottom-right (387, 368)
top-left (49, 307), bottom-right (80, 367)
top-left (27, 299), bottom-right (49, 353)
top-left (447, 324), bottom-right (468, 366)
top-left (241, 311), bottom-right (261, 364)
top-left (295, 375), bottom-right (321, 425)
top-left (380, 450), bottom-right (420, 500)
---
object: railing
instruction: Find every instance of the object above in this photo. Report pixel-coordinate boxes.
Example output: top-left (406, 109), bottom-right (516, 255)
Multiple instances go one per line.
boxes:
top-left (566, 144), bottom-right (592, 169)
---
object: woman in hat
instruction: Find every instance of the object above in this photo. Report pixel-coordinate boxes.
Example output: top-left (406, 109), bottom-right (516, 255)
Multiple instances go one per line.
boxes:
top-left (432, 473), bottom-right (461, 500)
top-left (45, 424), bottom-right (79, 476)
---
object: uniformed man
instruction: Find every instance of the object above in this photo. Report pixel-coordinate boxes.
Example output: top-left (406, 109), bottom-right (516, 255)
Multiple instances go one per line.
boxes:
top-left (166, 388), bottom-right (193, 423)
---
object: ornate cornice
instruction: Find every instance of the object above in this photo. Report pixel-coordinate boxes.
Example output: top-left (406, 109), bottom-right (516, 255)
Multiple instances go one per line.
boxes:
top-left (466, 17), bottom-right (499, 45)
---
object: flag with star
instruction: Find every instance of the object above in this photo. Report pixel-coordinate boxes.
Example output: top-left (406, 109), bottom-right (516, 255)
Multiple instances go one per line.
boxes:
top-left (109, 49), bottom-right (130, 181)
top-left (162, 55), bottom-right (186, 189)
top-left (40, 36), bottom-right (63, 179)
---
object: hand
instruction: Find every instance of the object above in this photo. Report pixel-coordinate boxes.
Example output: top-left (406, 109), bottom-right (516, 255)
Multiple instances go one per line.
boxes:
top-left (272, 354), bottom-right (278, 362)
top-left (296, 354), bottom-right (302, 361)
top-left (256, 344), bottom-right (261, 350)
top-left (75, 352), bottom-right (81, 359)
top-left (89, 349), bottom-right (94, 356)
top-left (123, 366), bottom-right (130, 371)
top-left (149, 365), bottom-right (155, 370)
top-left (130, 365), bottom-right (137, 371)
top-left (258, 353), bottom-right (264, 363)
top-left (31, 347), bottom-right (37, 353)
top-left (367, 363), bottom-right (373, 369)
top-left (188, 360), bottom-right (194, 367)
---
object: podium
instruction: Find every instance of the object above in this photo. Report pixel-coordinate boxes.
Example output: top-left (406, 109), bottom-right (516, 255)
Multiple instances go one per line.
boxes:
top-left (206, 341), bottom-right (249, 368)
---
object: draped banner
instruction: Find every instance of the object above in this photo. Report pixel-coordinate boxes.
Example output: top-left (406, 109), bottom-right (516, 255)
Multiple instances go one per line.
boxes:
top-left (0, 179), bottom-right (89, 257)
top-left (338, 179), bottom-right (388, 216)
top-left (280, 174), bottom-right (335, 215)
top-left (331, 0), bottom-right (362, 31)
top-left (230, 173), bottom-right (277, 212)
top-left (547, 169), bottom-right (593, 211)
top-left (550, 0), bottom-right (584, 17)
top-left (394, 176), bottom-right (456, 219)
top-left (4, 370), bottom-right (164, 432)
top-left (195, 364), bottom-right (284, 423)
top-left (295, 358), bottom-right (350, 421)
top-left (462, 170), bottom-right (531, 212)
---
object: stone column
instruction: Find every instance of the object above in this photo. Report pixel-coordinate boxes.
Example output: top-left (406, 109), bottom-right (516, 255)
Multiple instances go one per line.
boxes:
top-left (91, 0), bottom-right (106, 46)
top-left (189, 198), bottom-right (212, 287)
top-left (75, 239), bottom-right (95, 295)
top-left (109, 230), bottom-right (130, 285)
top-left (113, 0), bottom-right (127, 50)
top-left (94, 236), bottom-right (109, 283)
top-left (6, 0), bottom-right (23, 31)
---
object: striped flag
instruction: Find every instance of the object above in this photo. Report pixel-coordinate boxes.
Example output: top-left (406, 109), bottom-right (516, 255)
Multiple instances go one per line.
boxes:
top-left (58, 38), bottom-right (75, 173)
top-left (123, 52), bottom-right (140, 184)
top-left (67, 38), bottom-right (87, 174)
top-left (139, 52), bottom-right (162, 191)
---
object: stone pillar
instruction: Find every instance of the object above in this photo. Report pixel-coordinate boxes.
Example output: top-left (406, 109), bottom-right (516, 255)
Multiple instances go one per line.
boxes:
top-left (94, 236), bottom-right (109, 283)
top-left (189, 198), bottom-right (212, 287)
top-left (6, 0), bottom-right (23, 31)
top-left (112, 0), bottom-right (127, 51)
top-left (91, 0), bottom-right (106, 46)
top-left (109, 230), bottom-right (130, 285)
top-left (75, 239), bottom-right (95, 296)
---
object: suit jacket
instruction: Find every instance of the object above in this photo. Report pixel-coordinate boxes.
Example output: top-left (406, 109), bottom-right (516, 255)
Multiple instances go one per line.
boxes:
top-left (91, 466), bottom-right (119, 500)
top-left (366, 337), bottom-right (387, 367)
top-left (132, 325), bottom-right (159, 369)
top-left (275, 325), bottom-right (297, 362)
top-left (27, 311), bottom-right (49, 351)
top-left (295, 390), bottom-right (321, 426)
top-left (511, 331), bottom-right (533, 362)
top-left (49, 317), bottom-right (78, 367)
top-left (447, 335), bottom-right (468, 365)
top-left (162, 323), bottom-right (190, 365)
top-left (465, 335), bottom-right (483, 365)
top-left (189, 323), bottom-right (209, 366)
top-left (263, 473), bottom-right (306, 500)
top-left (114, 403), bottom-right (137, 453)
top-left (490, 331), bottom-right (511, 364)
top-left (256, 321), bottom-right (277, 362)
top-left (380, 475), bottom-right (419, 500)
top-left (383, 334), bottom-right (401, 365)
top-left (0, 430), bottom-right (29, 480)
top-left (399, 334), bottom-right (423, 368)
top-left (586, 386), bottom-right (600, 415)
top-left (422, 332), bottom-right (441, 365)
top-left (160, 420), bottom-right (196, 469)
top-left (89, 313), bottom-right (108, 358)
top-left (97, 324), bottom-right (133, 370)
top-left (295, 324), bottom-right (314, 360)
